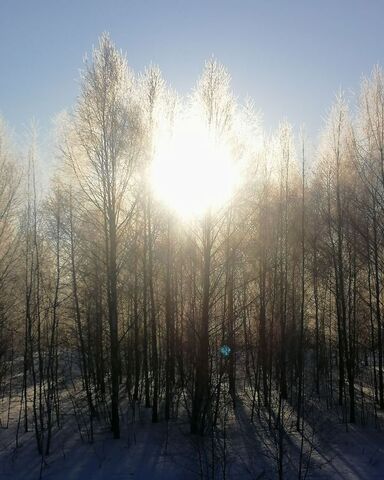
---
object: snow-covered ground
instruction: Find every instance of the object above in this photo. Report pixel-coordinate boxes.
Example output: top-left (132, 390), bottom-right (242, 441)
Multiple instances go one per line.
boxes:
top-left (0, 405), bottom-right (198, 479)
top-left (1, 396), bottom-right (384, 479)
top-left (1, 361), bottom-right (384, 479)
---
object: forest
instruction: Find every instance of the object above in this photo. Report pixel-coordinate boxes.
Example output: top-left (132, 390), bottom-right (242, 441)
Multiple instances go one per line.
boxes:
top-left (1, 34), bottom-right (384, 479)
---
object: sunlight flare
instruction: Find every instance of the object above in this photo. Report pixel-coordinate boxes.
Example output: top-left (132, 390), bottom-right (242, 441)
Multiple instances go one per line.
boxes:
top-left (150, 117), bottom-right (239, 218)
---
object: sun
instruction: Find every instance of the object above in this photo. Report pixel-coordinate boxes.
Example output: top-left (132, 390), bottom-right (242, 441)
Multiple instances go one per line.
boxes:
top-left (150, 117), bottom-right (239, 219)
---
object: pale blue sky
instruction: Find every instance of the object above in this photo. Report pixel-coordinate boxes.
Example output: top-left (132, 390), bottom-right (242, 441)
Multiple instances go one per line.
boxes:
top-left (1, 0), bottom-right (384, 145)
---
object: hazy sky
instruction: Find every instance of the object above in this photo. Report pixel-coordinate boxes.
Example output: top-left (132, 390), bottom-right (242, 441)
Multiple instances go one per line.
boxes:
top-left (1, 0), bottom-right (384, 146)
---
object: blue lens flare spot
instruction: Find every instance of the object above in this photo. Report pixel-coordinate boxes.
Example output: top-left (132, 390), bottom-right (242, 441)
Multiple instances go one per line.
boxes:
top-left (220, 345), bottom-right (231, 357)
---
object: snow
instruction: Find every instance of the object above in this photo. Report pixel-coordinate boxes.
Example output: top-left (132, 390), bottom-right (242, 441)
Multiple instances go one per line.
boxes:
top-left (0, 409), bottom-right (198, 479)
top-left (1, 367), bottom-right (384, 479)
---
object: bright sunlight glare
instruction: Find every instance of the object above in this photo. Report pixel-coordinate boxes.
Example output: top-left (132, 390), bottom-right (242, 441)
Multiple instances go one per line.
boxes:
top-left (150, 117), bottom-right (239, 218)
